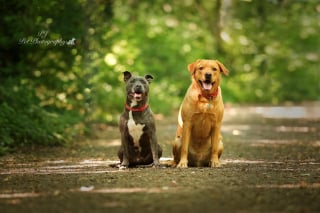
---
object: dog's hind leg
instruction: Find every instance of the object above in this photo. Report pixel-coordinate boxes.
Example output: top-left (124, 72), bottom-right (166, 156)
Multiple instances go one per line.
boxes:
top-left (172, 137), bottom-right (181, 165)
top-left (118, 147), bottom-right (123, 162)
top-left (218, 139), bottom-right (224, 159)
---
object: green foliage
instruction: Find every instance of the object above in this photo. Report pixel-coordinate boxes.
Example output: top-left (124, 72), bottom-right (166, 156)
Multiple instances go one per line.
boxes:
top-left (0, 83), bottom-right (83, 155)
top-left (1, 0), bottom-right (319, 154)
top-left (0, 0), bottom-right (87, 154)
top-left (222, 0), bottom-right (319, 103)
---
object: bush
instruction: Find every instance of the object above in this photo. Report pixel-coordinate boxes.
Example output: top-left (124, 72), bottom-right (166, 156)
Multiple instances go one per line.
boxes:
top-left (0, 84), bottom-right (83, 155)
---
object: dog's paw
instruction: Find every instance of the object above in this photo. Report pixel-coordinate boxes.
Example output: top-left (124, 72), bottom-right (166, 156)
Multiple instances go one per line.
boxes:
top-left (209, 160), bottom-right (221, 168)
top-left (119, 164), bottom-right (129, 170)
top-left (176, 160), bottom-right (188, 168)
top-left (152, 162), bottom-right (161, 168)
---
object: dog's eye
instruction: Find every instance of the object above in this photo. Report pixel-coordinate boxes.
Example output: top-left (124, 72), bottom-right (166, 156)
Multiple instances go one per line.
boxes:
top-left (212, 67), bottom-right (218, 71)
top-left (198, 66), bottom-right (204, 71)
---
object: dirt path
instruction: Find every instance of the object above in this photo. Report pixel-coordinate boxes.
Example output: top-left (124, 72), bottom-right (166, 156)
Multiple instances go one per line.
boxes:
top-left (1, 104), bottom-right (320, 213)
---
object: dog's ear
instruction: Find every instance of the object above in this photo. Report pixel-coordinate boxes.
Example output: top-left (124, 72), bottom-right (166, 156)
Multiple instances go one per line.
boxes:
top-left (188, 59), bottom-right (200, 75)
top-left (145, 74), bottom-right (154, 84)
top-left (123, 71), bottom-right (132, 82)
top-left (216, 60), bottom-right (229, 76)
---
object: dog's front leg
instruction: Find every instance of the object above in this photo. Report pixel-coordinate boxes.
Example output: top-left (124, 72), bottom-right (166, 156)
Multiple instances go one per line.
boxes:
top-left (120, 133), bottom-right (130, 168)
top-left (210, 125), bottom-right (221, 167)
top-left (150, 132), bottom-right (161, 167)
top-left (119, 117), bottom-right (130, 168)
top-left (177, 121), bottom-right (191, 168)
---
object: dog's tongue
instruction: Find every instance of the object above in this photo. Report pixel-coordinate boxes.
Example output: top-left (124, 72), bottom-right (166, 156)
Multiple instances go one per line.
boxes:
top-left (134, 93), bottom-right (142, 98)
top-left (203, 82), bottom-right (212, 90)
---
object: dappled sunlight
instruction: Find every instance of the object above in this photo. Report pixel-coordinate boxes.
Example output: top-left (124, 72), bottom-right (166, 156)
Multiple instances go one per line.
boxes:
top-left (160, 157), bottom-right (319, 166)
top-left (225, 105), bottom-right (320, 119)
top-left (276, 126), bottom-right (316, 133)
top-left (0, 187), bottom-right (176, 204)
top-left (75, 187), bottom-right (173, 194)
top-left (253, 182), bottom-right (320, 189)
top-left (0, 159), bottom-right (121, 175)
top-left (251, 106), bottom-right (320, 119)
top-left (249, 139), bottom-right (298, 147)
top-left (83, 138), bottom-right (121, 148)
top-left (222, 158), bottom-right (320, 166)
top-left (0, 167), bottom-right (117, 175)
top-left (222, 124), bottom-right (251, 136)
top-left (0, 192), bottom-right (42, 199)
top-left (1, 0), bottom-right (319, 211)
top-left (249, 139), bottom-right (320, 147)
top-left (106, 139), bottom-right (121, 147)
top-left (222, 159), bottom-right (270, 164)
top-left (2, 156), bottom-right (318, 175)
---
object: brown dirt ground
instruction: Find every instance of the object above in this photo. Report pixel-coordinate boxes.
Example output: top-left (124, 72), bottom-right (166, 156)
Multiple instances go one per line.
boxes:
top-left (0, 104), bottom-right (320, 213)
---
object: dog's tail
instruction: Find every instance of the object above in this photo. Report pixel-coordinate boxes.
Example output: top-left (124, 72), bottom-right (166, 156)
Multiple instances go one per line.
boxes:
top-left (177, 106), bottom-right (183, 128)
top-left (176, 105), bottom-right (183, 139)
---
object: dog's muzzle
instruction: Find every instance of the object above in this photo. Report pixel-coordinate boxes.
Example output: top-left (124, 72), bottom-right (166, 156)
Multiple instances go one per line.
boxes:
top-left (199, 73), bottom-right (215, 91)
top-left (130, 85), bottom-right (145, 101)
top-left (134, 85), bottom-right (143, 93)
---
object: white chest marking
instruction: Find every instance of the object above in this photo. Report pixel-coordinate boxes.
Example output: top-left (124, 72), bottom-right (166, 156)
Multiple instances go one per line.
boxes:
top-left (127, 108), bottom-right (145, 152)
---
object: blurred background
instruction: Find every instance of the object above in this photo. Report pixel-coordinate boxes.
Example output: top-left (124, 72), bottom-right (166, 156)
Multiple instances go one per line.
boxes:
top-left (0, 0), bottom-right (319, 154)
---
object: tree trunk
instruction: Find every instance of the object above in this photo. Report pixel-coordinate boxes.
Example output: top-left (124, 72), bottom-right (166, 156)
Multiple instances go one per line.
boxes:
top-left (213, 0), bottom-right (224, 54)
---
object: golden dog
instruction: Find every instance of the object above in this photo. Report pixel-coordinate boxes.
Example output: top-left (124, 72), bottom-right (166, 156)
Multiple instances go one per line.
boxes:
top-left (173, 59), bottom-right (229, 168)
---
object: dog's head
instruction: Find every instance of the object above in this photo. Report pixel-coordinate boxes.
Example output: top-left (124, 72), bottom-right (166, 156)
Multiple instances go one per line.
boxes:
top-left (123, 71), bottom-right (153, 104)
top-left (188, 59), bottom-right (229, 93)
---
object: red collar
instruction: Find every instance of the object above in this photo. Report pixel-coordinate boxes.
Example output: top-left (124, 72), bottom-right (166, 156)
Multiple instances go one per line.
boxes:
top-left (125, 103), bottom-right (149, 112)
top-left (199, 88), bottom-right (219, 100)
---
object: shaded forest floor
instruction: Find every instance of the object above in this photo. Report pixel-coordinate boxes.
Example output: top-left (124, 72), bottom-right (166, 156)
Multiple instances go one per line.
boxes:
top-left (1, 104), bottom-right (320, 213)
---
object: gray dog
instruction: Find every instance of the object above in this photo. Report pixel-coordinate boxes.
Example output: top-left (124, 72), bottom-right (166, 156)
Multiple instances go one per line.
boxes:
top-left (118, 71), bottom-right (162, 168)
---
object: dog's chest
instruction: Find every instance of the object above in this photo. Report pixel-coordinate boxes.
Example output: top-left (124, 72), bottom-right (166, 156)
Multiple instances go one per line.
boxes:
top-left (197, 98), bottom-right (216, 112)
top-left (127, 114), bottom-right (145, 151)
top-left (191, 113), bottom-right (216, 138)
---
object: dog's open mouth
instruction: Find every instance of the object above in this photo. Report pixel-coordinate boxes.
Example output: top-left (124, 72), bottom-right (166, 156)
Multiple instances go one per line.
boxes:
top-left (131, 92), bottom-right (143, 101)
top-left (199, 80), bottom-right (214, 91)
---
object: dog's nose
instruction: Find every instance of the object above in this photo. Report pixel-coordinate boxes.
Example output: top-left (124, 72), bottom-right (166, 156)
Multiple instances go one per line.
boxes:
top-left (205, 73), bottom-right (212, 80)
top-left (134, 85), bottom-right (143, 93)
